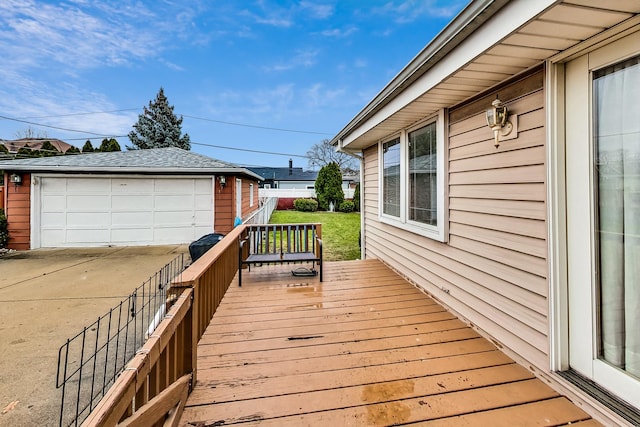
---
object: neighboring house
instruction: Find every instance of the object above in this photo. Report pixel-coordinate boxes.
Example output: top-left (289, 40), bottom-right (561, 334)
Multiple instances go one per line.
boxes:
top-left (330, 1), bottom-right (640, 426)
top-left (250, 159), bottom-right (318, 190)
top-left (0, 147), bottom-right (261, 250)
top-left (1, 138), bottom-right (74, 154)
top-left (250, 159), bottom-right (357, 209)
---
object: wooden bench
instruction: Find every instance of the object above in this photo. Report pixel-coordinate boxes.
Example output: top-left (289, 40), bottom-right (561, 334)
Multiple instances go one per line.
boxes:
top-left (238, 223), bottom-right (323, 286)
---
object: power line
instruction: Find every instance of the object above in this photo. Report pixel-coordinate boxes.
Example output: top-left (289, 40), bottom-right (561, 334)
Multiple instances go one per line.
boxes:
top-left (18, 108), bottom-right (139, 119)
top-left (190, 141), bottom-right (308, 159)
top-left (1, 113), bottom-right (315, 159)
top-left (182, 114), bottom-right (332, 136)
top-left (0, 114), bottom-right (115, 137)
top-left (5, 110), bottom-right (333, 136)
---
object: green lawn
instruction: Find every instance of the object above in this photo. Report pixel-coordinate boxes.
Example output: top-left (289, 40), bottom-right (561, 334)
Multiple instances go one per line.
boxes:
top-left (269, 210), bottom-right (361, 261)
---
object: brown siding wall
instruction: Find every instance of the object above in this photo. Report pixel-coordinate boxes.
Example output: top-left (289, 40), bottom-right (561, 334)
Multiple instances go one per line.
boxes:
top-left (362, 70), bottom-right (548, 369)
top-left (214, 176), bottom-right (261, 234)
top-left (4, 172), bottom-right (31, 250)
top-left (241, 179), bottom-right (259, 220)
top-left (214, 178), bottom-right (233, 234)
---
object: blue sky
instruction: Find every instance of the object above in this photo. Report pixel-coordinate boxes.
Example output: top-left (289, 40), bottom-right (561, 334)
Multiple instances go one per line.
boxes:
top-left (0, 0), bottom-right (466, 168)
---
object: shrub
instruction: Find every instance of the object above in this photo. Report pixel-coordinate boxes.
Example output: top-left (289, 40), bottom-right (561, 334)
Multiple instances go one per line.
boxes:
top-left (339, 200), bottom-right (355, 213)
top-left (0, 209), bottom-right (8, 248)
top-left (293, 198), bottom-right (318, 212)
top-left (352, 183), bottom-right (360, 211)
top-left (315, 162), bottom-right (344, 210)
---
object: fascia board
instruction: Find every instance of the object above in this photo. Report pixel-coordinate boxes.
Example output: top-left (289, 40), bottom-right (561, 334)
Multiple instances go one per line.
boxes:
top-left (341, 0), bottom-right (557, 147)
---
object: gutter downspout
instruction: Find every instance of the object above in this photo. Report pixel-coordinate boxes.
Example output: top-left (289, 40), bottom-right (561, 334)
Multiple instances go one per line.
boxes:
top-left (337, 139), bottom-right (365, 260)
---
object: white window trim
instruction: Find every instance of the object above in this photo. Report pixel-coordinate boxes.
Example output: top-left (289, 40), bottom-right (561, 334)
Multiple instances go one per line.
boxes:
top-left (249, 183), bottom-right (254, 207)
top-left (378, 109), bottom-right (447, 242)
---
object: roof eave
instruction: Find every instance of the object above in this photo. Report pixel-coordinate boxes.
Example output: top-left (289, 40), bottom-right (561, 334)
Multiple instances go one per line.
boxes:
top-left (329, 0), bottom-right (510, 147)
top-left (1, 165), bottom-right (264, 180)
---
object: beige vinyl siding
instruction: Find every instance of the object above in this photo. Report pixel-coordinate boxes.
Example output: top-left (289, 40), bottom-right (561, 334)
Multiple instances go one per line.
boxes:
top-left (362, 70), bottom-right (549, 370)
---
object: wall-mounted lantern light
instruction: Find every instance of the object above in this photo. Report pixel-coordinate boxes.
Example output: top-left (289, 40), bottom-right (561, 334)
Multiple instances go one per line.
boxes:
top-left (9, 173), bottom-right (22, 185)
top-left (219, 175), bottom-right (226, 189)
top-left (486, 96), bottom-right (513, 148)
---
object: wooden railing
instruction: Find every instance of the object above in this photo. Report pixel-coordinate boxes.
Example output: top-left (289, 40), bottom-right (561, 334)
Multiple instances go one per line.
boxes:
top-left (82, 226), bottom-right (244, 427)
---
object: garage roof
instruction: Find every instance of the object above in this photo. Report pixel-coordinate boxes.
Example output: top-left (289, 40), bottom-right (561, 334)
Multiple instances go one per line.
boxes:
top-left (0, 147), bottom-right (263, 180)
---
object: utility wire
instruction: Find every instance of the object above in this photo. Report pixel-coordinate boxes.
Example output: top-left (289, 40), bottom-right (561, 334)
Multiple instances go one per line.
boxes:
top-left (182, 114), bottom-right (332, 136)
top-left (0, 114), bottom-right (114, 137)
top-left (1, 112), bottom-right (317, 158)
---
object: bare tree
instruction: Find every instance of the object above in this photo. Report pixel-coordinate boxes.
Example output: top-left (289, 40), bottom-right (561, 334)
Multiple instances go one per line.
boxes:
top-left (306, 139), bottom-right (358, 171)
top-left (15, 126), bottom-right (48, 139)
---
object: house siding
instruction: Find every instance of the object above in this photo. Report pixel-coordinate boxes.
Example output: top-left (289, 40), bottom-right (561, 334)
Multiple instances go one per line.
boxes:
top-left (214, 176), bottom-right (260, 234)
top-left (4, 172), bottom-right (31, 250)
top-left (362, 70), bottom-right (549, 370)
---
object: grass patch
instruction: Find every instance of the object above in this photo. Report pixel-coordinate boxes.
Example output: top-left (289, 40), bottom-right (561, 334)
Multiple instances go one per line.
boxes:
top-left (269, 210), bottom-right (360, 261)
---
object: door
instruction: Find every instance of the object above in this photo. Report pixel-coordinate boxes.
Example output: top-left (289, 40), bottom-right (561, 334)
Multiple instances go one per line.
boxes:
top-left (565, 31), bottom-right (640, 404)
top-left (36, 176), bottom-right (213, 247)
top-left (235, 178), bottom-right (242, 220)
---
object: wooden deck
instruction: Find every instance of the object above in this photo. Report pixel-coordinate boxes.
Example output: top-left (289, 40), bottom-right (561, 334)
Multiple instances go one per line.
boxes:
top-left (179, 259), bottom-right (598, 426)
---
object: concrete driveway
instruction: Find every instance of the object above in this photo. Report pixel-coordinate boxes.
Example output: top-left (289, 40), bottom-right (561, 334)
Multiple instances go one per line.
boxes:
top-left (0, 245), bottom-right (189, 427)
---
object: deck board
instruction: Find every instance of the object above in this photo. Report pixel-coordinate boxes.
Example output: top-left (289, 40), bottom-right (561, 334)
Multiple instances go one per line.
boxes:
top-left (179, 260), bottom-right (599, 426)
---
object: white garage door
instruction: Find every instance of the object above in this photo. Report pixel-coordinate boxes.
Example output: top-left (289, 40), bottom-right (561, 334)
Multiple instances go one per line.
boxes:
top-left (36, 176), bottom-right (214, 248)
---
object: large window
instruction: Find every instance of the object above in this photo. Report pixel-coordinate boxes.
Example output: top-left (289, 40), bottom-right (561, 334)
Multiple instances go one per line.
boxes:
top-left (379, 110), bottom-right (446, 241)
top-left (382, 137), bottom-right (400, 217)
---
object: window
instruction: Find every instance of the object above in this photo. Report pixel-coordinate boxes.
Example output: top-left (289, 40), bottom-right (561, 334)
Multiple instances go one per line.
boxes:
top-left (379, 110), bottom-right (446, 241)
top-left (382, 137), bottom-right (400, 217)
top-left (249, 183), bottom-right (254, 207)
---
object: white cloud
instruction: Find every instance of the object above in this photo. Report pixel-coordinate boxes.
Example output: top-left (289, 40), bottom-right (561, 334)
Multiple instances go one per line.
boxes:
top-left (264, 49), bottom-right (319, 72)
top-left (299, 2), bottom-right (334, 19)
top-left (372, 0), bottom-right (465, 24)
top-left (318, 26), bottom-right (358, 38)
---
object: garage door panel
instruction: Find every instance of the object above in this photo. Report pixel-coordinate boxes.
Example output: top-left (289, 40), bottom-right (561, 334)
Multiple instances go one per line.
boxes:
top-left (67, 212), bottom-right (110, 227)
top-left (67, 195), bottom-right (110, 211)
top-left (194, 179), bottom-right (212, 193)
top-left (155, 179), bottom-right (191, 193)
top-left (112, 212), bottom-right (151, 226)
top-left (154, 227), bottom-right (194, 242)
top-left (154, 211), bottom-right (194, 226)
top-left (194, 194), bottom-right (212, 209)
top-left (42, 195), bottom-right (66, 211)
top-left (112, 195), bottom-right (153, 210)
top-left (41, 212), bottom-right (65, 227)
top-left (194, 211), bottom-right (212, 224)
top-left (111, 228), bottom-right (153, 243)
top-left (41, 178), bottom-right (66, 192)
top-left (41, 230), bottom-right (65, 247)
top-left (155, 195), bottom-right (194, 209)
top-left (67, 178), bottom-right (109, 193)
top-left (67, 229), bottom-right (110, 244)
top-left (111, 178), bottom-right (153, 193)
top-left (38, 176), bottom-right (214, 248)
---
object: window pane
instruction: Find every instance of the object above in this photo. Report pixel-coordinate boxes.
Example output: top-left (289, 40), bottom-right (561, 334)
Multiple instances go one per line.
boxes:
top-left (594, 55), bottom-right (640, 378)
top-left (382, 137), bottom-right (400, 217)
top-left (408, 122), bottom-right (437, 225)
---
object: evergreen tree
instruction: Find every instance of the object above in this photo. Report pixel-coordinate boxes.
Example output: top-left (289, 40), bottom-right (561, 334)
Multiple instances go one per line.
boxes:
top-left (127, 87), bottom-right (190, 150)
top-left (352, 183), bottom-right (360, 212)
top-left (315, 162), bottom-right (345, 211)
top-left (39, 140), bottom-right (59, 157)
top-left (65, 145), bottom-right (81, 154)
top-left (99, 138), bottom-right (121, 152)
top-left (0, 143), bottom-right (8, 154)
top-left (82, 140), bottom-right (95, 153)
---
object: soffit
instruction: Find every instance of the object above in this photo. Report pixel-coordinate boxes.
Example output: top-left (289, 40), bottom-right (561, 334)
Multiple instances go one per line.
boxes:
top-left (341, 0), bottom-right (640, 150)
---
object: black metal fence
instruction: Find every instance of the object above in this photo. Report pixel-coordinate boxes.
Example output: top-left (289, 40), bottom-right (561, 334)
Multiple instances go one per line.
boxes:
top-left (56, 254), bottom-right (187, 427)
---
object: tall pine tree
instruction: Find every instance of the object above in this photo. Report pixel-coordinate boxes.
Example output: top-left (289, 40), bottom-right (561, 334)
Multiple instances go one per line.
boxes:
top-left (128, 87), bottom-right (190, 150)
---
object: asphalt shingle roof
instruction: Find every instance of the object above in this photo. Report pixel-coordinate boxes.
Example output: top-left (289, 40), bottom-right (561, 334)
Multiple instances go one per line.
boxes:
top-left (0, 147), bottom-right (262, 179)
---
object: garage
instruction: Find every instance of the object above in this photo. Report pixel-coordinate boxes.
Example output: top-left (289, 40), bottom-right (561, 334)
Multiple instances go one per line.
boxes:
top-left (0, 147), bottom-right (263, 250)
top-left (34, 176), bottom-right (214, 247)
